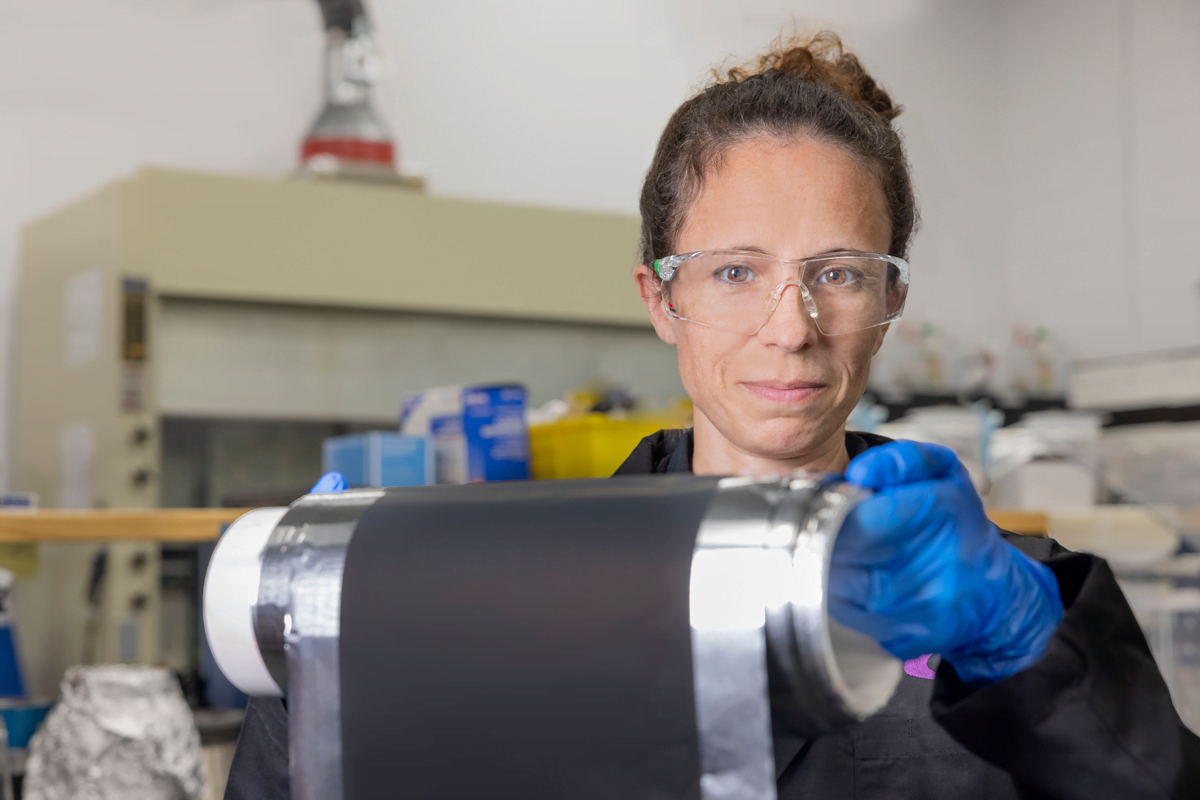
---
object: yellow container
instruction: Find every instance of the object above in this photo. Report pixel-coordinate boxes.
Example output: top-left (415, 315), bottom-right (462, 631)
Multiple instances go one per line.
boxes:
top-left (529, 414), bottom-right (680, 479)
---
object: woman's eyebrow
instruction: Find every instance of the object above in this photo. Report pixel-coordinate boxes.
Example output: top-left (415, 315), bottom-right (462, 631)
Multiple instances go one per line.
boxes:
top-left (721, 245), bottom-right (773, 255)
top-left (720, 245), bottom-right (870, 258)
top-left (807, 246), bottom-right (870, 258)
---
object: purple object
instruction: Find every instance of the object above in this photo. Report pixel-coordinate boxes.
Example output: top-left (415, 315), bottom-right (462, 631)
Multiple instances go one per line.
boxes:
top-left (904, 654), bottom-right (936, 680)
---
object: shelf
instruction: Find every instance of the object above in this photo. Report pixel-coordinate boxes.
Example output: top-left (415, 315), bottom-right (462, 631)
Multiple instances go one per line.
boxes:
top-left (0, 509), bottom-right (252, 543)
top-left (866, 392), bottom-right (1068, 428)
top-left (0, 507), bottom-right (1048, 542)
top-left (987, 510), bottom-right (1048, 537)
top-left (1070, 346), bottom-right (1200, 411)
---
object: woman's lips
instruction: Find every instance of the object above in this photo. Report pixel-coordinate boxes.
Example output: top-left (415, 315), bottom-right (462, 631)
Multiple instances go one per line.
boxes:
top-left (741, 381), bottom-right (827, 403)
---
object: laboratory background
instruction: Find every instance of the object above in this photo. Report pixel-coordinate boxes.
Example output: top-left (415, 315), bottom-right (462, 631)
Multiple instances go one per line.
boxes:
top-left (0, 0), bottom-right (1198, 798)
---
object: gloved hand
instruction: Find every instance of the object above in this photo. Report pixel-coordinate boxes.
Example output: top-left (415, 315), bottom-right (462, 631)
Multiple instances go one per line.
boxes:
top-left (829, 441), bottom-right (1064, 685)
top-left (310, 471), bottom-right (348, 493)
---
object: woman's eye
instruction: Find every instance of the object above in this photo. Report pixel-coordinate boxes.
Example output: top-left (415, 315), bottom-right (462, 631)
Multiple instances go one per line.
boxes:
top-left (715, 264), bottom-right (755, 284)
top-left (816, 266), bottom-right (860, 287)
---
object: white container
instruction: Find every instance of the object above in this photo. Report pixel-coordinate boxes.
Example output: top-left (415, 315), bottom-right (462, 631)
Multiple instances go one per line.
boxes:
top-left (989, 460), bottom-right (1097, 511)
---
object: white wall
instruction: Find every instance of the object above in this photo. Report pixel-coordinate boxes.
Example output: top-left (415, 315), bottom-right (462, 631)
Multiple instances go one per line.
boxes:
top-left (999, 0), bottom-right (1200, 360)
top-left (2, 0), bottom-right (1198, 480)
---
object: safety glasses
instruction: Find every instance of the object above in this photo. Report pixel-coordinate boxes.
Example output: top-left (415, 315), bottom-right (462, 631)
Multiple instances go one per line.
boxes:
top-left (653, 250), bottom-right (909, 337)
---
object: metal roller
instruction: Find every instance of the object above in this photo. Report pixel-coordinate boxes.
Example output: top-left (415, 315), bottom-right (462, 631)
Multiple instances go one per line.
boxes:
top-left (203, 475), bottom-right (901, 800)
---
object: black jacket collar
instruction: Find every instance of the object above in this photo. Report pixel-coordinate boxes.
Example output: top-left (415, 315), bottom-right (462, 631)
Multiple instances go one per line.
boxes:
top-left (612, 428), bottom-right (892, 475)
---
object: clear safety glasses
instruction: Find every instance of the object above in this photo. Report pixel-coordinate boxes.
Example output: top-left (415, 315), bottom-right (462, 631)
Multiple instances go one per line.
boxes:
top-left (653, 250), bottom-right (909, 337)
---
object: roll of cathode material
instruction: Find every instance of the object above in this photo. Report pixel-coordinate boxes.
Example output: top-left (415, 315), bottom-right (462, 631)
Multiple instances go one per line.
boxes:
top-left (338, 476), bottom-right (720, 800)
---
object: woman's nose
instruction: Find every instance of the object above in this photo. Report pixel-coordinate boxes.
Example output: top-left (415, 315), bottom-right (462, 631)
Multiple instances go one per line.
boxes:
top-left (757, 282), bottom-right (819, 350)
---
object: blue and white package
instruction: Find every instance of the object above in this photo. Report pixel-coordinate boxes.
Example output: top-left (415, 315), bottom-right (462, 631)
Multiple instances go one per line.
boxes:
top-left (401, 384), bottom-right (530, 483)
top-left (322, 431), bottom-right (433, 488)
top-left (463, 386), bottom-right (530, 482)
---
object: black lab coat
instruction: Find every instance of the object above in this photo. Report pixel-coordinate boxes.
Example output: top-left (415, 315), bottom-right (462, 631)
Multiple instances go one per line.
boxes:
top-left (224, 429), bottom-right (1200, 799)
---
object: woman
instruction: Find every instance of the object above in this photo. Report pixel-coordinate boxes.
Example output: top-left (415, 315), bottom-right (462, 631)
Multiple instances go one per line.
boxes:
top-left (613, 32), bottom-right (1197, 798)
top-left (227, 33), bottom-right (1198, 800)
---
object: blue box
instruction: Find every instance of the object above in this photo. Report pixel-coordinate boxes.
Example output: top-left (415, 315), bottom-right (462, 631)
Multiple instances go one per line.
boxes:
top-left (322, 431), bottom-right (432, 488)
top-left (401, 384), bottom-right (529, 483)
top-left (0, 699), bottom-right (52, 748)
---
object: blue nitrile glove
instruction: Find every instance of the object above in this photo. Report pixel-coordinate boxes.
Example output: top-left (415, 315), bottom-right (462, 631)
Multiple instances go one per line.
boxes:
top-left (310, 472), bottom-right (348, 493)
top-left (829, 441), bottom-right (1064, 685)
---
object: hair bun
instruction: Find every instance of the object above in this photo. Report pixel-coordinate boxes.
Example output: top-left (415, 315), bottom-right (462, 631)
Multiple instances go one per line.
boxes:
top-left (717, 31), bottom-right (902, 122)
top-left (641, 27), bottom-right (918, 265)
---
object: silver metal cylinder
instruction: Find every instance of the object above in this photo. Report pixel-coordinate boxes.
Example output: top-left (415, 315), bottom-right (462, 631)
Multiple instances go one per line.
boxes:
top-left (204, 475), bottom-right (900, 800)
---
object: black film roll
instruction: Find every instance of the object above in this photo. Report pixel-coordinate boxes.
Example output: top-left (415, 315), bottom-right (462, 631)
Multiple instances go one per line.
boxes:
top-left (339, 475), bottom-right (721, 800)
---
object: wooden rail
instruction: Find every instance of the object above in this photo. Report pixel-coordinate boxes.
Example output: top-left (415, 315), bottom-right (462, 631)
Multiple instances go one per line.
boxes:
top-left (0, 509), bottom-right (252, 543)
top-left (987, 511), bottom-right (1048, 537)
top-left (0, 507), bottom-right (1049, 543)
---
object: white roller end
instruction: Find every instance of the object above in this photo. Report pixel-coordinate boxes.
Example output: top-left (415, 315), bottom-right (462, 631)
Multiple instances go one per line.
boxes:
top-left (204, 507), bottom-right (289, 697)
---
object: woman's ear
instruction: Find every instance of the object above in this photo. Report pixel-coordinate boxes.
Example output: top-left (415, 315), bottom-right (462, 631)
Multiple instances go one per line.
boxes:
top-left (870, 322), bottom-right (890, 356)
top-left (634, 264), bottom-right (678, 345)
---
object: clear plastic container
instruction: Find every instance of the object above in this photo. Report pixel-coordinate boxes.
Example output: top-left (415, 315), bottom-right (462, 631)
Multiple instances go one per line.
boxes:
top-left (1119, 564), bottom-right (1200, 734)
top-left (875, 404), bottom-right (1000, 492)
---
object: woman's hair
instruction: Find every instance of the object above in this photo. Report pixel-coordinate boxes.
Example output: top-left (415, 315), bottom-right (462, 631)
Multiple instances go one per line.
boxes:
top-left (639, 31), bottom-right (918, 265)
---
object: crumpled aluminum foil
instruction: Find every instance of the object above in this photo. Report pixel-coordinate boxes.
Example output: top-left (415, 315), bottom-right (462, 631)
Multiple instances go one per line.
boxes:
top-left (24, 665), bottom-right (203, 800)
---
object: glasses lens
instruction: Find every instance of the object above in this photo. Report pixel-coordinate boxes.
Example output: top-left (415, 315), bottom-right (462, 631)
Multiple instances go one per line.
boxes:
top-left (663, 253), bottom-right (907, 336)
top-left (800, 256), bottom-right (906, 335)
top-left (663, 253), bottom-right (783, 336)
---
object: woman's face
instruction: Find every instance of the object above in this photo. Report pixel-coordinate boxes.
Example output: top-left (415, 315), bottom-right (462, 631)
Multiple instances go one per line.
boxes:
top-left (639, 136), bottom-right (892, 466)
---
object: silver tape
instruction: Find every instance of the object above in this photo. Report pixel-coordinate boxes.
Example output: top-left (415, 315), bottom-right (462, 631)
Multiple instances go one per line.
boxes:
top-left (690, 477), bottom-right (785, 800)
top-left (253, 489), bottom-right (384, 800)
top-left (690, 476), bottom-right (901, 800)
